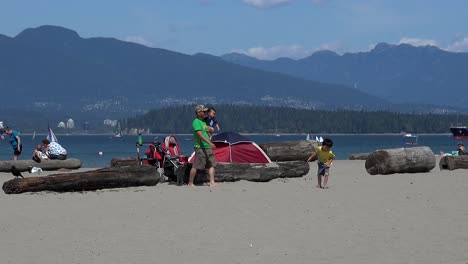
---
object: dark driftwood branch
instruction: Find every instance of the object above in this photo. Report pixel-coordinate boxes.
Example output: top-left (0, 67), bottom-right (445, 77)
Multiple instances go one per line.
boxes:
top-left (0, 158), bottom-right (82, 172)
top-left (111, 157), bottom-right (139, 167)
top-left (178, 161), bottom-right (309, 184)
top-left (2, 165), bottom-right (159, 194)
top-left (258, 140), bottom-right (318, 161)
top-left (439, 155), bottom-right (468, 170)
top-left (349, 153), bottom-right (370, 160)
top-left (365, 146), bottom-right (435, 175)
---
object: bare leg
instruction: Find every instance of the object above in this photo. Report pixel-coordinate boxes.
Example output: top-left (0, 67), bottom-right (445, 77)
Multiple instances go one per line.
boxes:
top-left (188, 167), bottom-right (197, 187)
top-left (322, 173), bottom-right (329, 189)
top-left (208, 167), bottom-right (219, 187)
top-left (316, 175), bottom-right (322, 188)
top-left (13, 155), bottom-right (18, 161)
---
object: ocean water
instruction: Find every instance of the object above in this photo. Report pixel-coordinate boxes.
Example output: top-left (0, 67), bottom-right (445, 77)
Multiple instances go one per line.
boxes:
top-left (1, 134), bottom-right (465, 168)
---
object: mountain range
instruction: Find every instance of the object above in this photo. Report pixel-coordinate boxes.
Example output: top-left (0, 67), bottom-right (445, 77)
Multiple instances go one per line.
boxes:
top-left (0, 25), bottom-right (467, 128)
top-left (221, 43), bottom-right (468, 107)
top-left (0, 25), bottom-right (388, 119)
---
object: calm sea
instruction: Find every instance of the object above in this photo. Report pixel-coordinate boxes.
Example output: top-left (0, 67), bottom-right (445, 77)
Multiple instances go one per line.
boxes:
top-left (1, 134), bottom-right (465, 168)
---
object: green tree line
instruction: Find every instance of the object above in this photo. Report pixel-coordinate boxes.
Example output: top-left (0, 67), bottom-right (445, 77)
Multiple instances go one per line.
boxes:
top-left (124, 105), bottom-right (468, 134)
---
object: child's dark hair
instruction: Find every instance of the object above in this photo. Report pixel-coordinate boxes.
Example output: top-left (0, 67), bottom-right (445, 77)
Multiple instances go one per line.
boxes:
top-left (322, 138), bottom-right (333, 147)
top-left (207, 107), bottom-right (216, 113)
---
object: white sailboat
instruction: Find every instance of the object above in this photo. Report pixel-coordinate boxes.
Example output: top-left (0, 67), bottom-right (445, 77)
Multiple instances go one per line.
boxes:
top-left (113, 122), bottom-right (123, 138)
top-left (47, 125), bottom-right (58, 142)
top-left (306, 134), bottom-right (311, 140)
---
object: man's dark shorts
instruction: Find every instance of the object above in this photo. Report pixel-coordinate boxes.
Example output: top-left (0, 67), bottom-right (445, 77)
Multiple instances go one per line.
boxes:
top-left (317, 161), bottom-right (329, 176)
top-left (193, 148), bottom-right (216, 170)
top-left (13, 144), bottom-right (22, 156)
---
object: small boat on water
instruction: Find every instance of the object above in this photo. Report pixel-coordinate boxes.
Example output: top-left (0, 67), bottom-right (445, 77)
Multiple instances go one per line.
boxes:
top-left (47, 125), bottom-right (59, 142)
top-left (403, 133), bottom-right (418, 145)
top-left (450, 126), bottom-right (468, 139)
top-left (113, 122), bottom-right (123, 138)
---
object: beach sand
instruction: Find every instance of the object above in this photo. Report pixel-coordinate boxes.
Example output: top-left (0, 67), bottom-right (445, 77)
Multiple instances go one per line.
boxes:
top-left (1, 160), bottom-right (467, 264)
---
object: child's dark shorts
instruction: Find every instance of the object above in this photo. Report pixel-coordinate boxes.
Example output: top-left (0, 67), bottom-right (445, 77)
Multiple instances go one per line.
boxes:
top-left (317, 162), bottom-right (330, 176)
top-left (13, 144), bottom-right (23, 156)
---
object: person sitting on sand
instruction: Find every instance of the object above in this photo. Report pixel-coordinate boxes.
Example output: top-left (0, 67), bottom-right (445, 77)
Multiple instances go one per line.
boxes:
top-left (32, 144), bottom-right (48, 163)
top-left (306, 138), bottom-right (335, 189)
top-left (42, 139), bottom-right (68, 160)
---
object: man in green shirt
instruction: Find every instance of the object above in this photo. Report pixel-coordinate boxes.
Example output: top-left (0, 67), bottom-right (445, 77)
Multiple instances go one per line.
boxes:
top-left (189, 105), bottom-right (218, 187)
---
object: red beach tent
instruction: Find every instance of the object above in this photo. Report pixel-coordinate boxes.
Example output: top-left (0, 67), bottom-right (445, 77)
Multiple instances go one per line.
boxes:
top-left (189, 132), bottom-right (271, 164)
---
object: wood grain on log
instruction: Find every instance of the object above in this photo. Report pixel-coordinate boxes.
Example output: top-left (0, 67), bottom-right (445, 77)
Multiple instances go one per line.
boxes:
top-left (0, 158), bottom-right (82, 173)
top-left (178, 161), bottom-right (309, 184)
top-left (349, 153), bottom-right (370, 160)
top-left (439, 155), bottom-right (468, 170)
top-left (365, 146), bottom-right (435, 175)
top-left (2, 165), bottom-right (159, 194)
top-left (111, 157), bottom-right (139, 167)
top-left (259, 140), bottom-right (318, 161)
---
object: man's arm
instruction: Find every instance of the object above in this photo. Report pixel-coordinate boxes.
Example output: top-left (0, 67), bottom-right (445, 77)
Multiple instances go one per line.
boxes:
top-left (196, 130), bottom-right (215, 149)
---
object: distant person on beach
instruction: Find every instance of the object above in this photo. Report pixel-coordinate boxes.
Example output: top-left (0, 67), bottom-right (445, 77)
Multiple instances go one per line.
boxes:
top-left (306, 138), bottom-right (335, 189)
top-left (32, 144), bottom-right (48, 162)
top-left (204, 107), bottom-right (220, 139)
top-left (5, 127), bottom-right (22, 160)
top-left (440, 142), bottom-right (468, 156)
top-left (457, 142), bottom-right (468, 155)
top-left (42, 139), bottom-right (68, 160)
top-left (189, 105), bottom-right (218, 187)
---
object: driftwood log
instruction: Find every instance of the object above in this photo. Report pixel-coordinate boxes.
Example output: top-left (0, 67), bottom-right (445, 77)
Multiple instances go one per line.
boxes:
top-left (2, 165), bottom-right (159, 194)
top-left (0, 158), bottom-right (82, 173)
top-left (349, 153), bottom-right (370, 160)
top-left (259, 140), bottom-right (318, 161)
top-left (111, 157), bottom-right (139, 167)
top-left (439, 155), bottom-right (468, 170)
top-left (177, 161), bottom-right (309, 184)
top-left (365, 146), bottom-right (435, 175)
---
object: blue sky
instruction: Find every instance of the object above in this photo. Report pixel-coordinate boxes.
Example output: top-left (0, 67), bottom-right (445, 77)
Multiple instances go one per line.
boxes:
top-left (1, 0), bottom-right (468, 59)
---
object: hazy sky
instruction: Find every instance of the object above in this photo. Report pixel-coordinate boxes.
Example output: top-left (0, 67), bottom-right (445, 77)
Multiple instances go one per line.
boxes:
top-left (1, 0), bottom-right (467, 59)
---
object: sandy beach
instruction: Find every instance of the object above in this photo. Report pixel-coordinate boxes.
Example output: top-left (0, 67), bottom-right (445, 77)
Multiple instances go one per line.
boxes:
top-left (1, 159), bottom-right (467, 264)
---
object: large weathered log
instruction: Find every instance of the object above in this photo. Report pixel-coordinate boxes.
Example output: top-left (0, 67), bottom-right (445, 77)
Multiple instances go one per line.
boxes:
top-left (178, 161), bottom-right (309, 184)
top-left (365, 146), bottom-right (435, 175)
top-left (349, 153), bottom-right (370, 160)
top-left (2, 165), bottom-right (159, 194)
top-left (439, 155), bottom-right (468, 170)
top-left (0, 158), bottom-right (82, 173)
top-left (258, 140), bottom-right (318, 161)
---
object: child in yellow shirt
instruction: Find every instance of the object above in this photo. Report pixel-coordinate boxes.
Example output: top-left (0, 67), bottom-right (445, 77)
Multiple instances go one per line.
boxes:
top-left (306, 138), bottom-right (335, 189)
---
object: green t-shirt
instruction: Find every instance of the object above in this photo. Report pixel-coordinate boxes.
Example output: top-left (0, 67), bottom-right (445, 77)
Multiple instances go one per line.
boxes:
top-left (192, 117), bottom-right (210, 149)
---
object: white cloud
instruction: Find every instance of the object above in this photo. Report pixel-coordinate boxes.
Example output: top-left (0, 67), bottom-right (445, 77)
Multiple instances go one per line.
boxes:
top-left (446, 37), bottom-right (468, 52)
top-left (242, 0), bottom-right (292, 9)
top-left (124, 36), bottom-right (154, 47)
top-left (398, 38), bottom-right (438, 47)
top-left (232, 44), bottom-right (315, 60)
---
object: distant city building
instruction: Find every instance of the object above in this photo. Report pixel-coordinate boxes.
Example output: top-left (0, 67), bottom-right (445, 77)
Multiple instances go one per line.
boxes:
top-left (103, 119), bottom-right (118, 126)
top-left (66, 118), bottom-right (75, 128)
top-left (58, 121), bottom-right (66, 128)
